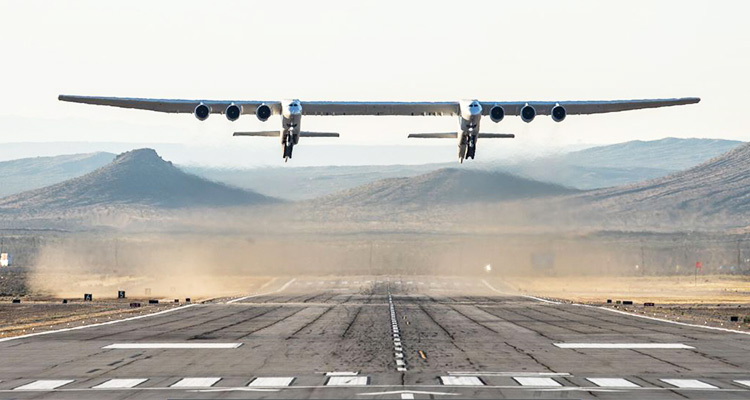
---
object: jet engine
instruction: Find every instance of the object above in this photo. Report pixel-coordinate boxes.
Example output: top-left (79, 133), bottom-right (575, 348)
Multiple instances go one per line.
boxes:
top-left (255, 104), bottom-right (272, 121)
top-left (489, 105), bottom-right (505, 122)
top-left (520, 104), bottom-right (536, 123)
top-left (194, 103), bottom-right (210, 121)
top-left (225, 104), bottom-right (242, 121)
top-left (551, 104), bottom-right (566, 122)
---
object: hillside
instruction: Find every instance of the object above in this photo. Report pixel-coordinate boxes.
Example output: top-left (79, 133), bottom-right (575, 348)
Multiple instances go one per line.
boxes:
top-left (0, 149), bottom-right (275, 212)
top-left (578, 142), bottom-right (750, 227)
top-left (316, 168), bottom-right (577, 207)
top-left (0, 152), bottom-right (115, 198)
top-left (508, 138), bottom-right (743, 189)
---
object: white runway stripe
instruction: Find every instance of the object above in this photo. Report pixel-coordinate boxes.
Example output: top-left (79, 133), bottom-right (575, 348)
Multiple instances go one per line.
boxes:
top-left (170, 377), bottom-right (221, 388)
top-left (103, 343), bottom-right (242, 349)
top-left (587, 378), bottom-right (640, 388)
top-left (248, 377), bottom-right (295, 387)
top-left (440, 376), bottom-right (485, 386)
top-left (14, 380), bottom-right (74, 390)
top-left (325, 371), bottom-right (359, 376)
top-left (660, 379), bottom-right (718, 389)
top-left (514, 377), bottom-right (562, 387)
top-left (554, 343), bottom-right (693, 349)
top-left (326, 376), bottom-right (368, 386)
top-left (92, 379), bottom-right (148, 389)
top-left (734, 380), bottom-right (750, 388)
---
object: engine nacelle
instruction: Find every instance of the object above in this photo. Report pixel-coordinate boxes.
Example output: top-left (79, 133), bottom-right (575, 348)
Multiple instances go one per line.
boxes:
top-left (551, 104), bottom-right (566, 122)
top-left (520, 104), bottom-right (536, 123)
top-left (255, 104), bottom-right (272, 121)
top-left (489, 105), bottom-right (505, 123)
top-left (225, 104), bottom-right (242, 121)
top-left (194, 103), bottom-right (210, 121)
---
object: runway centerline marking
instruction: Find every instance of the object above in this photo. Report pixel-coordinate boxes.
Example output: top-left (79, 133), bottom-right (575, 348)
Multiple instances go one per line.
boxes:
top-left (514, 377), bottom-right (562, 387)
top-left (170, 377), bottom-right (222, 388)
top-left (554, 343), bottom-right (694, 349)
top-left (103, 343), bottom-right (242, 349)
top-left (92, 379), bottom-right (148, 389)
top-left (14, 380), bottom-right (75, 390)
top-left (587, 378), bottom-right (640, 388)
top-left (660, 379), bottom-right (718, 389)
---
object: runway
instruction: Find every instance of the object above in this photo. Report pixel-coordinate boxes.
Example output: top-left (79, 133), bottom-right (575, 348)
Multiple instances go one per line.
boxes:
top-left (2, 277), bottom-right (750, 399)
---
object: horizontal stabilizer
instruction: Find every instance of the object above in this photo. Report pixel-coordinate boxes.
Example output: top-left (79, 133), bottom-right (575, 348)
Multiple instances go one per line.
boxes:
top-left (408, 133), bottom-right (457, 139)
top-left (478, 133), bottom-right (515, 138)
top-left (233, 131), bottom-right (279, 137)
top-left (299, 132), bottom-right (340, 137)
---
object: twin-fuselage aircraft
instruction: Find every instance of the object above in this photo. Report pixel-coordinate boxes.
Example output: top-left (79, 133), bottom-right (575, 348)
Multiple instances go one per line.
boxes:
top-left (58, 95), bottom-right (700, 162)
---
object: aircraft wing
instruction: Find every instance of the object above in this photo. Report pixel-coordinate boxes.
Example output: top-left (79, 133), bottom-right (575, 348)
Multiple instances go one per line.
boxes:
top-left (479, 97), bottom-right (700, 116)
top-left (58, 95), bottom-right (281, 115)
top-left (59, 95), bottom-right (699, 117)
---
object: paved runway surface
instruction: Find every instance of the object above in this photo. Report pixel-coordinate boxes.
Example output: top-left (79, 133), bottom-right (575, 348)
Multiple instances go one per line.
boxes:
top-left (2, 277), bottom-right (750, 399)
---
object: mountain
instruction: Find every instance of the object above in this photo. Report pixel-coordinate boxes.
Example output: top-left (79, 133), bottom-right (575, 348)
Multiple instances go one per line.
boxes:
top-left (0, 149), bottom-right (275, 212)
top-left (507, 138), bottom-right (743, 190)
top-left (577, 142), bottom-right (750, 227)
top-left (185, 138), bottom-right (743, 199)
top-left (316, 168), bottom-right (577, 207)
top-left (0, 152), bottom-right (115, 198)
top-left (185, 163), bottom-right (451, 201)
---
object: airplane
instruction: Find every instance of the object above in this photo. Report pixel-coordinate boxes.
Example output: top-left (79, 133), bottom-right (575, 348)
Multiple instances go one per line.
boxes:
top-left (58, 95), bottom-right (700, 163)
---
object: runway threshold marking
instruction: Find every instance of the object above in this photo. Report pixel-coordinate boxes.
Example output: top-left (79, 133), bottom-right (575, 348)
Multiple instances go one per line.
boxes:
top-left (92, 379), bottom-right (148, 389)
top-left (170, 377), bottom-right (222, 388)
top-left (448, 372), bottom-right (571, 377)
top-left (227, 278), bottom-right (296, 304)
top-left (103, 343), bottom-right (242, 349)
top-left (325, 371), bottom-right (359, 376)
top-left (13, 380), bottom-right (75, 390)
top-left (440, 376), bottom-right (484, 386)
top-left (587, 378), bottom-right (640, 388)
top-left (326, 376), bottom-right (368, 386)
top-left (554, 343), bottom-right (693, 349)
top-left (513, 377), bottom-right (562, 387)
top-left (248, 377), bottom-right (295, 387)
top-left (660, 379), bottom-right (718, 389)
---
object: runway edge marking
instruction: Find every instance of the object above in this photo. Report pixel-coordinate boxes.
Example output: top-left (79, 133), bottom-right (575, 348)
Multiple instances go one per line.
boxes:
top-left (483, 279), bottom-right (750, 336)
top-left (481, 280), bottom-right (561, 305)
top-left (226, 278), bottom-right (296, 304)
top-left (0, 304), bottom-right (198, 343)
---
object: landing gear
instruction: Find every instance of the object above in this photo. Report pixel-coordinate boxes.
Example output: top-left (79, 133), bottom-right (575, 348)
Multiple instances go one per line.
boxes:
top-left (458, 134), bottom-right (477, 163)
top-left (466, 135), bottom-right (476, 159)
top-left (282, 133), bottom-right (295, 161)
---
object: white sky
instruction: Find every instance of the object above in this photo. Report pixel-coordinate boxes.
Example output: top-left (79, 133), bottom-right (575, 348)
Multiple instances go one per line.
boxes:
top-left (0, 0), bottom-right (748, 166)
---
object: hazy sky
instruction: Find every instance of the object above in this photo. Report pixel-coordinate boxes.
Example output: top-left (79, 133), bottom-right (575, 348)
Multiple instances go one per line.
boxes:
top-left (0, 1), bottom-right (748, 166)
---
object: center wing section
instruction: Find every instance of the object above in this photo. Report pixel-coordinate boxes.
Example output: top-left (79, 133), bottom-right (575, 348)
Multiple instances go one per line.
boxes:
top-left (300, 101), bottom-right (459, 116)
top-left (58, 95), bottom-right (281, 115)
top-left (480, 97), bottom-right (700, 116)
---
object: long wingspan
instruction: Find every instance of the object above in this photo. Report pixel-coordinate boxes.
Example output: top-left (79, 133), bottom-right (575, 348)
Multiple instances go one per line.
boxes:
top-left (58, 95), bottom-right (281, 115)
top-left (58, 95), bottom-right (699, 117)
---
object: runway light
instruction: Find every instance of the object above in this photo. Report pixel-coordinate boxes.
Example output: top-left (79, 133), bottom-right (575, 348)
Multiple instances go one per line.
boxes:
top-left (485, 264), bottom-right (492, 272)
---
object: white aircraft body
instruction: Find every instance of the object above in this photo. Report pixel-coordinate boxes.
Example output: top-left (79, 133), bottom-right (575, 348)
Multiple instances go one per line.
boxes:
top-left (58, 95), bottom-right (700, 162)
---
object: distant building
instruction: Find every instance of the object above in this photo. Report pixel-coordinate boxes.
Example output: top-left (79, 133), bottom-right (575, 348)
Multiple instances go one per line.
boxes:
top-left (0, 253), bottom-right (9, 267)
